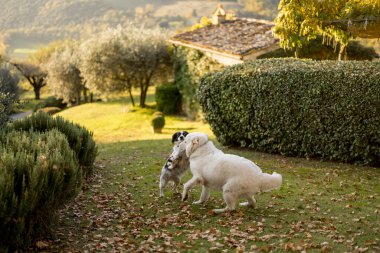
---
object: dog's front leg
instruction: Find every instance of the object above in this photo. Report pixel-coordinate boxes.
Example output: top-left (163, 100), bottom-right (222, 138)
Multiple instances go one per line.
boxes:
top-left (193, 185), bottom-right (210, 204)
top-left (182, 176), bottom-right (200, 201)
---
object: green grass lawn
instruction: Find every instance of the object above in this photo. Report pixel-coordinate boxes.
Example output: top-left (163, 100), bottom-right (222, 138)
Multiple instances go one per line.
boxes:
top-left (36, 89), bottom-right (379, 252)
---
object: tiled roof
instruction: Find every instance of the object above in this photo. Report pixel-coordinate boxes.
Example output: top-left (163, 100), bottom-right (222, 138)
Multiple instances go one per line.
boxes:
top-left (169, 18), bottom-right (278, 57)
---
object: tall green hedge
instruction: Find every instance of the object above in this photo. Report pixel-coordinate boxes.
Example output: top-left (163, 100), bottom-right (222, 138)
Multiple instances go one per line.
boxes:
top-left (0, 129), bottom-right (81, 250)
top-left (198, 59), bottom-right (380, 166)
top-left (8, 111), bottom-right (97, 175)
top-left (174, 47), bottom-right (223, 120)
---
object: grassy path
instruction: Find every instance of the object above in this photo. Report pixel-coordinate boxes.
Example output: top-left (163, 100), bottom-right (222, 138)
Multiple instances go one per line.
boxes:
top-left (33, 95), bottom-right (379, 252)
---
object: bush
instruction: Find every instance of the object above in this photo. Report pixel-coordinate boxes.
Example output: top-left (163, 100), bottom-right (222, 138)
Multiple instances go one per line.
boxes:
top-left (33, 96), bottom-right (67, 112)
top-left (0, 67), bottom-right (20, 127)
top-left (258, 39), bottom-right (379, 60)
top-left (151, 112), bottom-right (165, 133)
top-left (8, 111), bottom-right (97, 175)
top-left (198, 59), bottom-right (380, 166)
top-left (155, 83), bottom-right (182, 115)
top-left (0, 129), bottom-right (81, 250)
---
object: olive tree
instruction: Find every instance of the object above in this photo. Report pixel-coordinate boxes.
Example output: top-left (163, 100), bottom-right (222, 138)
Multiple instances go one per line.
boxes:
top-left (80, 24), bottom-right (171, 108)
top-left (10, 61), bottom-right (46, 100)
top-left (45, 43), bottom-right (87, 105)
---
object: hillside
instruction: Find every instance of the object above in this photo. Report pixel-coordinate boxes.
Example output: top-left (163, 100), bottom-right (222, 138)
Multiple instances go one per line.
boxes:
top-left (0, 0), bottom-right (253, 58)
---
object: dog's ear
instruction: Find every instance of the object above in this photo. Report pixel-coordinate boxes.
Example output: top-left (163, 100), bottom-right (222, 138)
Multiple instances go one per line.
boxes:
top-left (183, 131), bottom-right (189, 136)
top-left (171, 132), bottom-right (178, 144)
top-left (186, 137), bottom-right (201, 157)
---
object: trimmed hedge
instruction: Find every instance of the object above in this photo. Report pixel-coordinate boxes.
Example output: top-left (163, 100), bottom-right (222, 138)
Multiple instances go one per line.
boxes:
top-left (155, 83), bottom-right (181, 115)
top-left (0, 129), bottom-right (81, 250)
top-left (198, 59), bottom-right (380, 166)
top-left (8, 111), bottom-right (97, 175)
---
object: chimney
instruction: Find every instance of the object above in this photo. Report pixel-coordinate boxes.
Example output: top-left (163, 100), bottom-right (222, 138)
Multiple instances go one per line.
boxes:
top-left (212, 4), bottom-right (226, 25)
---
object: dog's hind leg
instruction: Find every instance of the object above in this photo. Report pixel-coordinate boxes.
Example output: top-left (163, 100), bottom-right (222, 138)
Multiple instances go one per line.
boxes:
top-left (240, 195), bottom-right (257, 208)
top-left (159, 177), bottom-right (169, 197)
top-left (213, 189), bottom-right (237, 214)
top-left (182, 176), bottom-right (201, 201)
top-left (193, 185), bottom-right (210, 204)
top-left (172, 177), bottom-right (180, 193)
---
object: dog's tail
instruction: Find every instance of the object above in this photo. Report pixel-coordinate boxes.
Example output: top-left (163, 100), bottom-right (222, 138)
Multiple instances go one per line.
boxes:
top-left (260, 172), bottom-right (282, 192)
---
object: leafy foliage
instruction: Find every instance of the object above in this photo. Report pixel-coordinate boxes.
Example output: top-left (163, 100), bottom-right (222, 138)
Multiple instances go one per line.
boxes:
top-left (45, 42), bottom-right (87, 105)
top-left (8, 111), bottom-right (97, 175)
top-left (0, 129), bottom-right (81, 250)
top-left (155, 83), bottom-right (181, 115)
top-left (198, 59), bottom-right (380, 166)
top-left (273, 0), bottom-right (380, 58)
top-left (258, 39), bottom-right (379, 60)
top-left (174, 47), bottom-right (223, 120)
top-left (80, 25), bottom-right (171, 108)
top-left (0, 67), bottom-right (20, 127)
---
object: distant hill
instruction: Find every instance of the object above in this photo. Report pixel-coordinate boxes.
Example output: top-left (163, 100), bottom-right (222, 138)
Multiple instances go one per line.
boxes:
top-left (0, 0), bottom-right (252, 58)
top-left (0, 0), bottom-right (302, 59)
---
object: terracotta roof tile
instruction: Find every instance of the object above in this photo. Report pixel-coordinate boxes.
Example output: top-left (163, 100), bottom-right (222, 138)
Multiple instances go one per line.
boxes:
top-left (170, 18), bottom-right (278, 56)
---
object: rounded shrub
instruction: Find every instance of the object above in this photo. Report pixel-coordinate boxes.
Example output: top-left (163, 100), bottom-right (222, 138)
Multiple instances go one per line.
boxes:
top-left (0, 129), bottom-right (81, 250)
top-left (198, 59), bottom-right (380, 166)
top-left (8, 111), bottom-right (97, 175)
top-left (151, 112), bottom-right (165, 133)
top-left (155, 83), bottom-right (182, 115)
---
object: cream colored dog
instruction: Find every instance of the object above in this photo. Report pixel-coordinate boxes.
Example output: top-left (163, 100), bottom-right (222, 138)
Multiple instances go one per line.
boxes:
top-left (181, 132), bottom-right (282, 213)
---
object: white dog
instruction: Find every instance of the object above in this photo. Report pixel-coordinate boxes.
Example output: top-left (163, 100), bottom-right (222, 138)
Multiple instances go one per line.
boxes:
top-left (159, 131), bottom-right (189, 197)
top-left (181, 132), bottom-right (282, 213)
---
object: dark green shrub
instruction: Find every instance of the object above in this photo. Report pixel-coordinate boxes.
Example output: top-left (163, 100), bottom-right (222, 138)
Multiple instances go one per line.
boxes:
top-left (0, 129), bottom-right (81, 250)
top-left (33, 96), bottom-right (67, 112)
top-left (151, 112), bottom-right (165, 133)
top-left (198, 59), bottom-right (380, 166)
top-left (155, 83), bottom-right (182, 115)
top-left (0, 67), bottom-right (20, 127)
top-left (8, 111), bottom-right (97, 175)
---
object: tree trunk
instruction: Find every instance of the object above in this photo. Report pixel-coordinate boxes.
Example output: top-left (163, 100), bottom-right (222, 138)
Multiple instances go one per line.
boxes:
top-left (139, 80), bottom-right (145, 108)
top-left (128, 88), bottom-right (135, 107)
top-left (294, 47), bottom-right (301, 58)
top-left (126, 79), bottom-right (135, 107)
top-left (83, 88), bottom-right (88, 103)
top-left (33, 86), bottom-right (40, 100)
top-left (90, 93), bottom-right (94, 103)
top-left (338, 44), bottom-right (347, 61)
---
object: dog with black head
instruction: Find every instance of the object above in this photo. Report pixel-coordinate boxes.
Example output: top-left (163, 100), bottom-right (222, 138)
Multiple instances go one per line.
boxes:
top-left (159, 131), bottom-right (189, 197)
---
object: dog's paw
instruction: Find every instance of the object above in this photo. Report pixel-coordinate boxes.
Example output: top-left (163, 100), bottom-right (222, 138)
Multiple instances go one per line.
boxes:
top-left (181, 193), bottom-right (188, 201)
top-left (192, 200), bottom-right (203, 205)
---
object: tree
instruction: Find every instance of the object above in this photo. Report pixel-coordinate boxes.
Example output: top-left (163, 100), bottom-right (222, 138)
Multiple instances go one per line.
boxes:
top-left (273, 0), bottom-right (380, 60)
top-left (10, 61), bottom-right (46, 100)
top-left (45, 42), bottom-right (88, 105)
top-left (0, 67), bottom-right (19, 126)
top-left (80, 25), bottom-right (171, 108)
